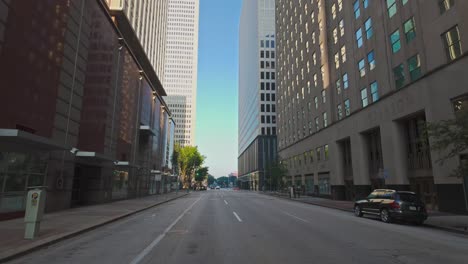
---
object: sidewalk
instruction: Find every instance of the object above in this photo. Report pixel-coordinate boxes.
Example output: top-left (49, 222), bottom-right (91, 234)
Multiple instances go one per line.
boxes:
top-left (0, 191), bottom-right (188, 262)
top-left (263, 191), bottom-right (468, 235)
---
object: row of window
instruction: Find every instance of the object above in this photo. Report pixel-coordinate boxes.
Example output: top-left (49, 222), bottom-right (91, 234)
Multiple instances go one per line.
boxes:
top-left (260, 93), bottom-right (276, 102)
top-left (282, 144), bottom-right (330, 169)
top-left (260, 50), bottom-right (275, 59)
top-left (260, 104), bottom-right (276, 113)
top-left (260, 60), bottom-right (275, 69)
top-left (260, 71), bottom-right (276, 80)
top-left (260, 39), bottom-right (275, 48)
top-left (261, 126), bottom-right (276, 136)
top-left (260, 115), bottom-right (277, 124)
top-left (260, 82), bottom-right (276, 91)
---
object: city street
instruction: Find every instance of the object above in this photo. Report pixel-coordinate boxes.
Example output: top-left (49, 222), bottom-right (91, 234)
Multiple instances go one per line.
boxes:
top-left (8, 190), bottom-right (468, 264)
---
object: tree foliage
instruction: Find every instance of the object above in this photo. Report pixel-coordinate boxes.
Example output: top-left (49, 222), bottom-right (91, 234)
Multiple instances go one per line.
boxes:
top-left (207, 175), bottom-right (216, 185)
top-left (426, 109), bottom-right (468, 178)
top-left (195, 166), bottom-right (209, 183)
top-left (217, 176), bottom-right (228, 187)
top-left (175, 146), bottom-right (206, 188)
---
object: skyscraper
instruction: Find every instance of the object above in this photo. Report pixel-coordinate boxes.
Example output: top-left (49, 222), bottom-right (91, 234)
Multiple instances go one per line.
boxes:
top-left (164, 0), bottom-right (200, 147)
top-left (238, 0), bottom-right (277, 190)
top-left (105, 0), bottom-right (168, 80)
top-left (275, 0), bottom-right (468, 212)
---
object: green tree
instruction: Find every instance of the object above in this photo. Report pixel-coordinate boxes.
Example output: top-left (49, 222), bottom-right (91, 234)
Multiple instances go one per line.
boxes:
top-left (426, 109), bottom-right (468, 178)
top-left (195, 166), bottom-right (209, 183)
top-left (171, 143), bottom-right (181, 175)
top-left (178, 146), bottom-right (206, 188)
top-left (217, 176), bottom-right (228, 187)
top-left (207, 175), bottom-right (215, 185)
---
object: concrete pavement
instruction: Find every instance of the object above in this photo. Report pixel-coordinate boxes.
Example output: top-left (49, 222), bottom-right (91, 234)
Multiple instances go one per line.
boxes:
top-left (6, 190), bottom-right (468, 264)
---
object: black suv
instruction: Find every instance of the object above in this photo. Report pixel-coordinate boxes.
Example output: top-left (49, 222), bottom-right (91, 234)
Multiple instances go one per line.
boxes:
top-left (354, 189), bottom-right (428, 224)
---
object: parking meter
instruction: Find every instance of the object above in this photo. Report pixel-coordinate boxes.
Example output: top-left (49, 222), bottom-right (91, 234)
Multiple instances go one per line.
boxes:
top-left (24, 187), bottom-right (46, 239)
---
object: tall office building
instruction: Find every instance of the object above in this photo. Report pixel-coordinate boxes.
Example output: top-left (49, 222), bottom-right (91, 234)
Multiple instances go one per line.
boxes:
top-left (276, 0), bottom-right (468, 212)
top-left (105, 0), bottom-right (169, 80)
top-left (164, 0), bottom-right (200, 147)
top-left (238, 0), bottom-right (277, 190)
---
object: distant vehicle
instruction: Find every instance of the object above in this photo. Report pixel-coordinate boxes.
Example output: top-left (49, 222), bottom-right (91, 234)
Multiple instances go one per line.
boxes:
top-left (354, 189), bottom-right (427, 225)
top-left (215, 186), bottom-right (220, 190)
top-left (233, 187), bottom-right (240, 191)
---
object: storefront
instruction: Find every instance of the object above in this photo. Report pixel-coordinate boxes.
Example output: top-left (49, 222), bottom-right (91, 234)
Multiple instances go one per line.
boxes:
top-left (0, 152), bottom-right (48, 214)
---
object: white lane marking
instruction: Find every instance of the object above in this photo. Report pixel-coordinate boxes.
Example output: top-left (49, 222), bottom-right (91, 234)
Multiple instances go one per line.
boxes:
top-left (282, 211), bottom-right (310, 223)
top-left (130, 196), bottom-right (202, 264)
top-left (224, 200), bottom-right (228, 205)
top-left (233, 211), bottom-right (243, 222)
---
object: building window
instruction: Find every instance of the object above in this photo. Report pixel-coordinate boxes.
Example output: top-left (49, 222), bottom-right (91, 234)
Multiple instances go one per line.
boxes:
top-left (386, 0), bottom-right (397, 18)
top-left (272, 83), bottom-right (276, 90)
top-left (321, 90), bottom-right (326, 103)
top-left (261, 51), bottom-right (264, 58)
top-left (358, 59), bottom-right (366, 77)
top-left (442, 26), bottom-right (462, 61)
top-left (261, 93), bottom-right (265, 101)
top-left (337, 104), bottom-right (343, 120)
top-left (370, 81), bottom-right (379, 102)
top-left (338, 0), bottom-right (343, 11)
top-left (261, 72), bottom-right (265, 79)
top-left (356, 28), bottom-right (363, 48)
top-left (323, 112), bottom-right (328, 127)
top-left (408, 54), bottom-right (421, 81)
top-left (339, 19), bottom-right (345, 36)
top-left (353, 0), bottom-right (360, 19)
top-left (453, 95), bottom-right (468, 113)
top-left (261, 83), bottom-right (265, 90)
top-left (313, 52), bottom-right (317, 65)
top-left (341, 45), bottom-right (347, 63)
top-left (261, 104), bottom-right (265, 112)
top-left (333, 28), bottom-right (338, 44)
top-left (343, 73), bottom-right (349, 89)
top-left (314, 96), bottom-right (318, 109)
top-left (336, 79), bottom-right (342, 95)
top-left (404, 17), bottom-right (416, 43)
top-left (335, 52), bottom-right (340, 69)
top-left (365, 18), bottom-right (373, 39)
top-left (261, 40), bottom-right (264, 47)
top-left (344, 99), bottom-right (351, 116)
top-left (324, 145), bottom-right (329, 160)
top-left (393, 64), bottom-right (405, 89)
top-left (316, 147), bottom-right (322, 161)
top-left (332, 4), bottom-right (337, 19)
top-left (361, 88), bottom-right (369, 107)
top-left (390, 29), bottom-right (401, 53)
top-left (439, 0), bottom-right (454, 14)
top-left (367, 50), bottom-right (376, 70)
top-left (315, 117), bottom-right (320, 131)
top-left (261, 115), bottom-right (265, 123)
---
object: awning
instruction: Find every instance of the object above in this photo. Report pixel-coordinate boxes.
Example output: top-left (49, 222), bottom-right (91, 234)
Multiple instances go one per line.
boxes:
top-left (0, 129), bottom-right (68, 152)
top-left (139, 125), bottom-right (156, 136)
top-left (75, 151), bottom-right (115, 162)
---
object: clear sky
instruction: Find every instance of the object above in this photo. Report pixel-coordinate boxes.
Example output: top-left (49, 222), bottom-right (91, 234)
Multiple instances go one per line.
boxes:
top-left (195, 0), bottom-right (242, 178)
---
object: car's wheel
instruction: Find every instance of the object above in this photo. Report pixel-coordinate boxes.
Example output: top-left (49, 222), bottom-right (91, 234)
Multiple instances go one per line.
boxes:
top-left (380, 208), bottom-right (392, 223)
top-left (354, 205), bottom-right (363, 217)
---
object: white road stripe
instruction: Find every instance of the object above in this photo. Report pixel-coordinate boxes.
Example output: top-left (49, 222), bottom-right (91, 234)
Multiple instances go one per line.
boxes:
top-left (224, 200), bottom-right (228, 205)
top-left (282, 211), bottom-right (310, 223)
top-left (130, 196), bottom-right (202, 264)
top-left (233, 211), bottom-right (242, 222)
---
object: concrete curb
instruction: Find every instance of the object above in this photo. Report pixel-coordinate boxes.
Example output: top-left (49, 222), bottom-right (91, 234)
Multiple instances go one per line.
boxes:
top-left (260, 192), bottom-right (468, 236)
top-left (0, 193), bottom-right (189, 263)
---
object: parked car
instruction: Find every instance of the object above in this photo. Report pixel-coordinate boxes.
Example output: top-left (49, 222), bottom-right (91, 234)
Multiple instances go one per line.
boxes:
top-left (354, 189), bottom-right (427, 225)
top-left (215, 186), bottom-right (220, 190)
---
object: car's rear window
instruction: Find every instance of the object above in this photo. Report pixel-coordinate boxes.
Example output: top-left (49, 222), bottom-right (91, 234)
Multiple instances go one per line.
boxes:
top-left (397, 193), bottom-right (420, 202)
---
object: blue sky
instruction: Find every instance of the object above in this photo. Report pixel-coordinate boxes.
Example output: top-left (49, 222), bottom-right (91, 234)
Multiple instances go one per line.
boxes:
top-left (196, 0), bottom-right (242, 177)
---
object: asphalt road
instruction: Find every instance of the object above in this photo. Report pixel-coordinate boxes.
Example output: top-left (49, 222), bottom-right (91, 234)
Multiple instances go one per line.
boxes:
top-left (9, 190), bottom-right (468, 264)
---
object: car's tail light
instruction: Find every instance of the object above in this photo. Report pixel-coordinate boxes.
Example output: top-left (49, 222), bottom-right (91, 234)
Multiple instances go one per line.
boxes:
top-left (389, 201), bottom-right (400, 209)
